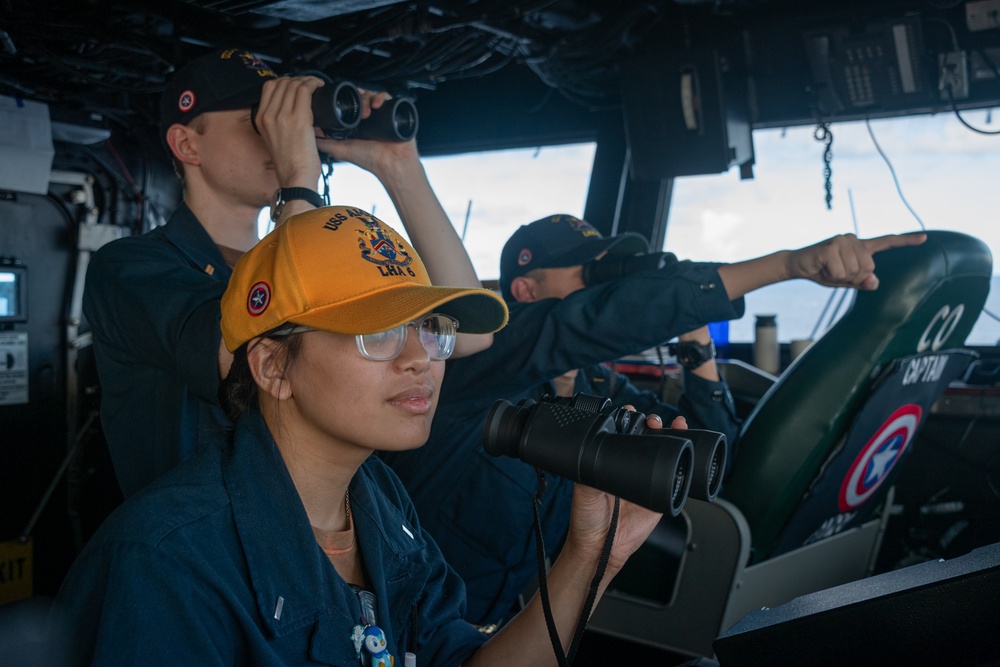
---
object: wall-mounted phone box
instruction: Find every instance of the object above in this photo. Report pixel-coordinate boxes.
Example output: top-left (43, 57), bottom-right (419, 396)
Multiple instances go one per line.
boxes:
top-left (620, 47), bottom-right (755, 181)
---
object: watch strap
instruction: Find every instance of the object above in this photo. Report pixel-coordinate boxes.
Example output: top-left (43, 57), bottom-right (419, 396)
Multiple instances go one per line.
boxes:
top-left (670, 339), bottom-right (716, 370)
top-left (271, 187), bottom-right (325, 221)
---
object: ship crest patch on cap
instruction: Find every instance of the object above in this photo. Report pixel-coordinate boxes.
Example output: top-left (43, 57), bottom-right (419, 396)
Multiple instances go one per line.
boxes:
top-left (356, 215), bottom-right (414, 272)
top-left (222, 48), bottom-right (276, 78)
top-left (563, 215), bottom-right (600, 238)
top-left (247, 281), bottom-right (271, 316)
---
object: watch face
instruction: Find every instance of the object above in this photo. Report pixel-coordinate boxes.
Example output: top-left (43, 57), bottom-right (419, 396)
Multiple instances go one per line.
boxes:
top-left (676, 340), bottom-right (714, 368)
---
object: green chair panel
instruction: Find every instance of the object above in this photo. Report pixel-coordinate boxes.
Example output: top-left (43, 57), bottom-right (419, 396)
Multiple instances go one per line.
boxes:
top-left (723, 231), bottom-right (992, 563)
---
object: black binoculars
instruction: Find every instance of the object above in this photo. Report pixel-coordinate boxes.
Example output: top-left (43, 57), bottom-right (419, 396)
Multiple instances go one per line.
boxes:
top-left (582, 251), bottom-right (679, 287)
top-left (252, 78), bottom-right (418, 142)
top-left (482, 393), bottom-right (727, 516)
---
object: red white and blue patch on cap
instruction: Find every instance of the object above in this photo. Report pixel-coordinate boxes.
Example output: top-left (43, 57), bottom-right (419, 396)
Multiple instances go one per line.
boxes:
top-left (838, 404), bottom-right (922, 512)
top-left (178, 90), bottom-right (196, 113)
top-left (247, 281), bottom-right (271, 317)
top-left (517, 248), bottom-right (533, 267)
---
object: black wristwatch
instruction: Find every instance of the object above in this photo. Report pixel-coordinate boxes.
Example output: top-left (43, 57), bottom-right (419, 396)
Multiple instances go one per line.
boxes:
top-left (270, 187), bottom-right (324, 222)
top-left (671, 339), bottom-right (716, 370)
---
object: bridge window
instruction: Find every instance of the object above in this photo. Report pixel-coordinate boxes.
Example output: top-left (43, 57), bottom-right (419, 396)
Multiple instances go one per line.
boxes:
top-left (665, 112), bottom-right (1000, 346)
top-left (259, 143), bottom-right (598, 288)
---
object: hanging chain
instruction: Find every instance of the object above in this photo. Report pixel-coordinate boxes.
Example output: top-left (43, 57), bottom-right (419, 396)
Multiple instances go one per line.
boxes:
top-left (320, 156), bottom-right (334, 206)
top-left (813, 121), bottom-right (834, 210)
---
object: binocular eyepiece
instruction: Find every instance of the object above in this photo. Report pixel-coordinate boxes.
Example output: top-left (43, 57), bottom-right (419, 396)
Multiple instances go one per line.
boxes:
top-left (251, 79), bottom-right (418, 143)
top-left (482, 393), bottom-right (727, 516)
top-left (582, 251), bottom-right (679, 287)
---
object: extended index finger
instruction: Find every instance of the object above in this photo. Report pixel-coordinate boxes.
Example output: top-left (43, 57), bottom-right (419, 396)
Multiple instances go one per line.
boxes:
top-left (863, 232), bottom-right (927, 255)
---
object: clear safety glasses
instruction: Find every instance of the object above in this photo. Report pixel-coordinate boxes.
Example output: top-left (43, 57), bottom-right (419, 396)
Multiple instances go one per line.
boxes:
top-left (356, 313), bottom-right (459, 361)
top-left (270, 313), bottom-right (459, 362)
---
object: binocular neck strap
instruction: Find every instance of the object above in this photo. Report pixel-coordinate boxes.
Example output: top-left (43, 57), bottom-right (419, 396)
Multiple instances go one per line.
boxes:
top-left (531, 467), bottom-right (619, 667)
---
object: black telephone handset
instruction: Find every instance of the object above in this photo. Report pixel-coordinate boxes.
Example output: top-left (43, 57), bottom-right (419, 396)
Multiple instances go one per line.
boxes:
top-left (804, 33), bottom-right (845, 116)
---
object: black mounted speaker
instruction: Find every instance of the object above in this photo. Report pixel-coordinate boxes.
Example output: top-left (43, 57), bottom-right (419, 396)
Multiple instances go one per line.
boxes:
top-left (713, 541), bottom-right (1000, 666)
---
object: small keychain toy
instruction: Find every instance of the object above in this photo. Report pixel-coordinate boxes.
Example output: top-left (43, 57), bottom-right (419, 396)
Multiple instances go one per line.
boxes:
top-left (363, 625), bottom-right (394, 667)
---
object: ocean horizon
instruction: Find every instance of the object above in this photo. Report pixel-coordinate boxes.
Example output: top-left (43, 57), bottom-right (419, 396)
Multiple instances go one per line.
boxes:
top-left (719, 276), bottom-right (1000, 348)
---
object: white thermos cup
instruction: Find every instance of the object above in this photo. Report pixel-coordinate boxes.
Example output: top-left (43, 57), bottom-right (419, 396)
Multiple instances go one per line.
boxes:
top-left (754, 314), bottom-right (779, 375)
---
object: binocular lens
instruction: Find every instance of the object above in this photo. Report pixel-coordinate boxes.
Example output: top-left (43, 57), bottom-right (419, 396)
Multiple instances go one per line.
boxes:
top-left (389, 98), bottom-right (418, 140)
top-left (252, 78), bottom-right (417, 142)
top-left (312, 81), bottom-right (362, 131)
top-left (353, 97), bottom-right (419, 142)
top-left (685, 429), bottom-right (727, 502)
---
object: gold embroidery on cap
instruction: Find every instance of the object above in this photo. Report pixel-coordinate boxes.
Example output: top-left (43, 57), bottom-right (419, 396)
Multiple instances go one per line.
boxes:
top-left (355, 215), bottom-right (415, 275)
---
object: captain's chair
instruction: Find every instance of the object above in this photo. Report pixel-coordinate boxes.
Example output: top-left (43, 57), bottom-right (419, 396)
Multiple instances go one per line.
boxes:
top-left (588, 230), bottom-right (993, 658)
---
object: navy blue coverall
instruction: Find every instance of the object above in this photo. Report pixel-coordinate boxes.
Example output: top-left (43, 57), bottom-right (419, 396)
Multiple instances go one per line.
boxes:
top-left (383, 262), bottom-right (744, 625)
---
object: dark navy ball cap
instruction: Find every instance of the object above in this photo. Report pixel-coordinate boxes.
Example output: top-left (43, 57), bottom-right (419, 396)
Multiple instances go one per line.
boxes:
top-left (159, 48), bottom-right (279, 145)
top-left (498, 214), bottom-right (648, 300)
